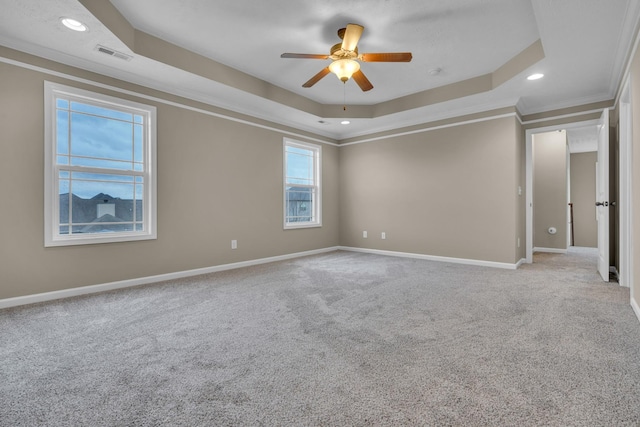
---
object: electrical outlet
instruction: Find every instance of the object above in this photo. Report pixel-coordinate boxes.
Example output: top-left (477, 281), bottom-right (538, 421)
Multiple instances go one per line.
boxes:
top-left (381, 232), bottom-right (386, 240)
top-left (231, 239), bottom-right (237, 249)
top-left (363, 231), bottom-right (368, 238)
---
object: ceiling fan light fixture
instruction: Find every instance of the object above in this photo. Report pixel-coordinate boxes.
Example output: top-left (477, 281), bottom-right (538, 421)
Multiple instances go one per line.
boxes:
top-left (329, 59), bottom-right (360, 82)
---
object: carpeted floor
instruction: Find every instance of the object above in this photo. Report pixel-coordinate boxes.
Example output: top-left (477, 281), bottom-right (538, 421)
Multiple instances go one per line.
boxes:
top-left (1, 248), bottom-right (639, 426)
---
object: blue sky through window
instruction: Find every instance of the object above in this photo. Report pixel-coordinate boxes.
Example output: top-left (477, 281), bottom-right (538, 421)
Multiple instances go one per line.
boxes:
top-left (56, 99), bottom-right (144, 200)
top-left (286, 146), bottom-right (314, 186)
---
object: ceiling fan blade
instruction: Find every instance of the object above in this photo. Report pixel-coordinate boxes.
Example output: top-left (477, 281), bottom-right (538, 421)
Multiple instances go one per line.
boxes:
top-left (302, 67), bottom-right (331, 88)
top-left (359, 52), bottom-right (413, 62)
top-left (352, 70), bottom-right (373, 92)
top-left (281, 53), bottom-right (330, 59)
top-left (341, 23), bottom-right (364, 52)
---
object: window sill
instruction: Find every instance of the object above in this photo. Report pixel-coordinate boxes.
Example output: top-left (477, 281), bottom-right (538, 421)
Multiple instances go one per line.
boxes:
top-left (284, 223), bottom-right (322, 230)
top-left (45, 232), bottom-right (156, 247)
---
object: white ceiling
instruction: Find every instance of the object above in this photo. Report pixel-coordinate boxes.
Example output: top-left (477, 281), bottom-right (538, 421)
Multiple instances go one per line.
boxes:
top-left (0, 0), bottom-right (639, 140)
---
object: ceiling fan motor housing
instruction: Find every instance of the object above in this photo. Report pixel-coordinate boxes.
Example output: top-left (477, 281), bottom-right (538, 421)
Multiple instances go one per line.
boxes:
top-left (330, 43), bottom-right (358, 60)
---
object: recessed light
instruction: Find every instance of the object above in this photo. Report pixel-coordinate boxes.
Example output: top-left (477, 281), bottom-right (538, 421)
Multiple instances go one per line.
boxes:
top-left (428, 67), bottom-right (442, 76)
top-left (527, 73), bottom-right (544, 81)
top-left (61, 18), bottom-right (88, 32)
top-left (341, 120), bottom-right (350, 125)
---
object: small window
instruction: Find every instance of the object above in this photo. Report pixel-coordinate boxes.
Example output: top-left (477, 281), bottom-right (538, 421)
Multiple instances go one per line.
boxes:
top-left (284, 139), bottom-right (321, 228)
top-left (44, 82), bottom-right (157, 246)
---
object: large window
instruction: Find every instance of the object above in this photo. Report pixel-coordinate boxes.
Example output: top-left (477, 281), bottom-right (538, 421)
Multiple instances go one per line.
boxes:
top-left (283, 139), bottom-right (321, 228)
top-left (44, 82), bottom-right (157, 246)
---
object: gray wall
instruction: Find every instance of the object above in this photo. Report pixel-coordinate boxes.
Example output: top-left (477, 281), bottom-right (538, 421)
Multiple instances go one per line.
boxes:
top-left (0, 56), bottom-right (340, 300)
top-left (0, 48), bottom-right (571, 302)
top-left (533, 131), bottom-right (568, 250)
top-left (570, 152), bottom-right (597, 247)
top-left (339, 116), bottom-right (520, 264)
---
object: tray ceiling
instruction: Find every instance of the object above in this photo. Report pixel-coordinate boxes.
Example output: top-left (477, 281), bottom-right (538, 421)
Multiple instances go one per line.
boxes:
top-left (0, 0), bottom-right (638, 139)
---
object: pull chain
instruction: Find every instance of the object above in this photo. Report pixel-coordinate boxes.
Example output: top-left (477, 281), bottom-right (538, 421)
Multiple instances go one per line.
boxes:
top-left (343, 82), bottom-right (346, 111)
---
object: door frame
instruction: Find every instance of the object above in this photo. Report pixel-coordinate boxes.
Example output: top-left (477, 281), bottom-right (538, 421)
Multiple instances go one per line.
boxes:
top-left (619, 77), bottom-right (633, 290)
top-left (525, 118), bottom-right (600, 263)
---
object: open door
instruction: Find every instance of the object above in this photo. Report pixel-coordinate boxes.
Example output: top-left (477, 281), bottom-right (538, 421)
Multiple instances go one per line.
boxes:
top-left (596, 108), bottom-right (609, 282)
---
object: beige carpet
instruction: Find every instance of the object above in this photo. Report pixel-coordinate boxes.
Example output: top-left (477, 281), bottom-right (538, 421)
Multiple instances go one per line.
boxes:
top-left (1, 248), bottom-right (639, 426)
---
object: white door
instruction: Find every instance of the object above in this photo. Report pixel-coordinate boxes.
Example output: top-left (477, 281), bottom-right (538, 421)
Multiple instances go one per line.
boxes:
top-left (596, 108), bottom-right (609, 282)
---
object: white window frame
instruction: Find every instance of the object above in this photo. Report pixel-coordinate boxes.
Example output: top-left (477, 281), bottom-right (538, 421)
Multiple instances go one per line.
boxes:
top-left (44, 81), bottom-right (157, 247)
top-left (283, 138), bottom-right (321, 229)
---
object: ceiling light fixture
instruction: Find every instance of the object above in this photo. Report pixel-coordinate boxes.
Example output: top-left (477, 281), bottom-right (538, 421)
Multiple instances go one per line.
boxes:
top-left (61, 17), bottom-right (88, 32)
top-left (329, 59), bottom-right (360, 82)
top-left (527, 73), bottom-right (544, 81)
top-left (341, 120), bottom-right (351, 125)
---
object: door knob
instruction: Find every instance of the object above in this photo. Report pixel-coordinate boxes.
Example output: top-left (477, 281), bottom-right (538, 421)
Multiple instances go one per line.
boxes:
top-left (595, 201), bottom-right (609, 207)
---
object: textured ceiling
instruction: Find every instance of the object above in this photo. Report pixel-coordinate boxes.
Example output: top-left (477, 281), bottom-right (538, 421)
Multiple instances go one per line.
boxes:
top-left (109, 0), bottom-right (539, 105)
top-left (0, 0), bottom-right (639, 139)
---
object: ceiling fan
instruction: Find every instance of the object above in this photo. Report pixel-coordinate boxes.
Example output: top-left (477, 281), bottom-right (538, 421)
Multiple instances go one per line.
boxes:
top-left (281, 23), bottom-right (412, 92)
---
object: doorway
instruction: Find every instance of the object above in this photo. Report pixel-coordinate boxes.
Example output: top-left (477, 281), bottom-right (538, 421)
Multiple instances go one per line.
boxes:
top-left (528, 127), bottom-right (599, 254)
top-left (526, 119), bottom-right (599, 261)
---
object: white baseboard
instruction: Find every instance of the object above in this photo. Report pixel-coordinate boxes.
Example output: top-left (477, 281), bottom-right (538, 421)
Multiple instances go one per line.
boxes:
top-left (0, 246), bottom-right (341, 309)
top-left (533, 247), bottom-right (568, 254)
top-left (515, 258), bottom-right (527, 268)
top-left (632, 297), bottom-right (640, 325)
top-left (338, 246), bottom-right (521, 270)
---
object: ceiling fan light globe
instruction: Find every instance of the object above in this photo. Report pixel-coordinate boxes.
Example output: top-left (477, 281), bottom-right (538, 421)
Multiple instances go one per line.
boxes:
top-left (329, 59), bottom-right (360, 82)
